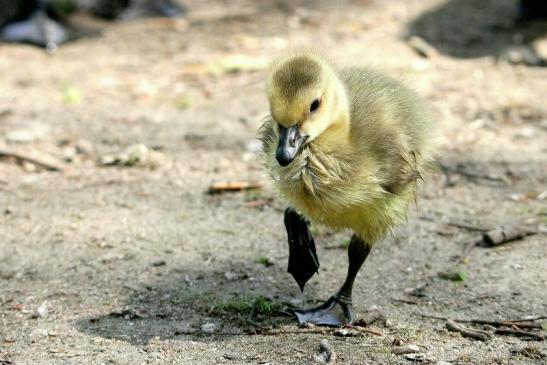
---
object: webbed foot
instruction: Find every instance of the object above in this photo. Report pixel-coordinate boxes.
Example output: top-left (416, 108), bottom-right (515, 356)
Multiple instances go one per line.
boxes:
top-left (293, 295), bottom-right (353, 327)
top-left (284, 208), bottom-right (319, 291)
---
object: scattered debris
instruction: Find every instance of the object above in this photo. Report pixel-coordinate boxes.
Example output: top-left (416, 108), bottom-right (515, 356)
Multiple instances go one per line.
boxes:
top-left (352, 326), bottom-right (383, 336)
top-left (201, 322), bottom-right (218, 333)
top-left (244, 199), bottom-right (273, 208)
top-left (510, 346), bottom-right (545, 359)
top-left (438, 268), bottom-right (467, 282)
top-left (223, 271), bottom-right (238, 281)
top-left (482, 225), bottom-right (537, 246)
top-left (315, 339), bottom-right (336, 365)
top-left (107, 309), bottom-right (147, 320)
top-left (446, 319), bottom-right (491, 341)
top-left (255, 255), bottom-right (274, 267)
top-left (408, 36), bottom-right (438, 58)
top-left (0, 143), bottom-right (65, 172)
top-left (151, 260), bottom-right (166, 267)
top-left (495, 328), bottom-right (544, 341)
top-left (420, 313), bottom-right (546, 328)
top-left (404, 353), bottom-right (426, 362)
top-left (405, 283), bottom-right (430, 298)
top-left (99, 144), bottom-right (168, 169)
top-left (445, 221), bottom-right (489, 232)
top-left (353, 310), bottom-right (388, 327)
top-left (423, 313), bottom-right (545, 342)
top-left (500, 46), bottom-right (545, 67)
top-left (333, 328), bottom-right (360, 337)
top-left (438, 162), bottom-right (507, 186)
top-left (392, 298), bottom-right (420, 305)
top-left (207, 181), bottom-right (262, 194)
top-left (6, 124), bottom-right (50, 144)
top-left (34, 302), bottom-right (48, 319)
top-left (392, 344), bottom-right (421, 355)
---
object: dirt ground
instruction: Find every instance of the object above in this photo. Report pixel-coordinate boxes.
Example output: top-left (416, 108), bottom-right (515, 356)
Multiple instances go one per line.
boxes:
top-left (1, 0), bottom-right (546, 364)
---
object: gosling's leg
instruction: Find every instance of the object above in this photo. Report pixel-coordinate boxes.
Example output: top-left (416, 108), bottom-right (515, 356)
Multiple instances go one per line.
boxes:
top-left (284, 207), bottom-right (320, 291)
top-left (294, 235), bottom-right (371, 327)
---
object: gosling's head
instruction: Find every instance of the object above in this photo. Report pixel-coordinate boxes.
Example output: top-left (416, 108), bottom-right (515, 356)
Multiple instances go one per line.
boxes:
top-left (266, 53), bottom-right (347, 166)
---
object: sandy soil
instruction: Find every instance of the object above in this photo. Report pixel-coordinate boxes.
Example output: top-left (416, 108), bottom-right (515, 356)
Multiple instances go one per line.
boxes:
top-left (1, 0), bottom-right (546, 364)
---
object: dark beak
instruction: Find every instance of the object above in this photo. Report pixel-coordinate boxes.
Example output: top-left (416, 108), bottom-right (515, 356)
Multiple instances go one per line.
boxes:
top-left (276, 124), bottom-right (305, 166)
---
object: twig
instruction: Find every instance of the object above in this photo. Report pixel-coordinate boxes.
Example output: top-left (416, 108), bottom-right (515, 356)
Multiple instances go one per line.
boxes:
top-left (495, 328), bottom-right (544, 341)
top-left (0, 144), bottom-right (65, 171)
top-left (482, 225), bottom-right (537, 246)
top-left (207, 181), bottom-right (262, 194)
top-left (463, 320), bottom-right (542, 329)
top-left (353, 326), bottom-right (383, 336)
top-left (174, 326), bottom-right (381, 337)
top-left (419, 313), bottom-right (544, 329)
top-left (446, 320), bottom-right (491, 341)
top-left (446, 222), bottom-right (489, 232)
top-left (418, 313), bottom-right (447, 321)
top-left (510, 316), bottom-right (547, 322)
top-left (438, 162), bottom-right (507, 184)
top-left (392, 298), bottom-right (419, 305)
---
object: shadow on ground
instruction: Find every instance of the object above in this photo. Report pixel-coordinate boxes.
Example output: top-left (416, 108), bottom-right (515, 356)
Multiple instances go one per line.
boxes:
top-left (407, 0), bottom-right (547, 61)
top-left (74, 261), bottom-right (310, 345)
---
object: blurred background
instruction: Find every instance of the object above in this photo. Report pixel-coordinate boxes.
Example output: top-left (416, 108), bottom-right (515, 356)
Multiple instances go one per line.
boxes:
top-left (1, 1), bottom-right (546, 364)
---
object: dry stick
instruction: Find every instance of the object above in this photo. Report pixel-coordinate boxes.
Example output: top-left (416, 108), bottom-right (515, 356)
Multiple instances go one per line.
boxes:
top-left (463, 320), bottom-right (542, 330)
top-left (352, 326), bottom-right (383, 336)
top-left (510, 316), bottom-right (547, 322)
top-left (495, 328), bottom-right (544, 341)
top-left (207, 181), bottom-right (262, 194)
top-left (419, 314), bottom-right (544, 329)
top-left (0, 146), bottom-right (65, 172)
top-left (482, 226), bottom-right (537, 246)
top-left (446, 222), bottom-right (489, 232)
top-left (438, 163), bottom-right (506, 184)
top-left (446, 320), bottom-right (492, 341)
top-left (175, 326), bottom-right (382, 337)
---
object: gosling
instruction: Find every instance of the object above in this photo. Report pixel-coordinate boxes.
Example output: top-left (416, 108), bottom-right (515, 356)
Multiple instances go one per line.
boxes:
top-left (259, 52), bottom-right (435, 326)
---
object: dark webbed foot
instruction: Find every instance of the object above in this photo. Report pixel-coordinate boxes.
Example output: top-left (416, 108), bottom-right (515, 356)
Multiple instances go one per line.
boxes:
top-left (292, 235), bottom-right (372, 327)
top-left (293, 295), bottom-right (353, 327)
top-left (284, 208), bottom-right (319, 291)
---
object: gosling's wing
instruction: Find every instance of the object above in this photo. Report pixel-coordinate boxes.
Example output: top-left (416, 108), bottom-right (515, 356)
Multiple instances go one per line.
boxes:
top-left (339, 67), bottom-right (434, 193)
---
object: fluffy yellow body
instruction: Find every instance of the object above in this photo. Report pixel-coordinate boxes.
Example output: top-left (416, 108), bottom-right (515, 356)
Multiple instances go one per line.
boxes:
top-left (260, 53), bottom-right (435, 245)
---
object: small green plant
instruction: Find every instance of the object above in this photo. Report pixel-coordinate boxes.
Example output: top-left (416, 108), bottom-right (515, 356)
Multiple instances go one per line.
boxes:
top-left (341, 238), bottom-right (351, 249)
top-left (438, 268), bottom-right (468, 282)
top-left (174, 95), bottom-right (192, 110)
top-left (256, 255), bottom-right (273, 267)
top-left (62, 85), bottom-right (83, 105)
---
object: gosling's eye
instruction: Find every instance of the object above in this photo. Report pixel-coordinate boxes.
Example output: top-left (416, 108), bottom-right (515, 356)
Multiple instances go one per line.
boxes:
top-left (310, 98), bottom-right (321, 113)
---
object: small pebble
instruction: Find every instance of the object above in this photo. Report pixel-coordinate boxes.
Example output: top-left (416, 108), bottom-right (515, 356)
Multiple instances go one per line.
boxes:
top-left (333, 328), bottom-right (360, 337)
top-left (201, 322), bottom-right (217, 333)
top-left (392, 344), bottom-right (420, 355)
top-left (36, 302), bottom-right (48, 318)
top-left (224, 271), bottom-right (237, 280)
top-left (405, 353), bottom-right (426, 361)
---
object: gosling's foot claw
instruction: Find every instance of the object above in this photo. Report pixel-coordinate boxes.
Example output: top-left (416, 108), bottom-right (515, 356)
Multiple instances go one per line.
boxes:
top-left (293, 296), bottom-right (353, 327)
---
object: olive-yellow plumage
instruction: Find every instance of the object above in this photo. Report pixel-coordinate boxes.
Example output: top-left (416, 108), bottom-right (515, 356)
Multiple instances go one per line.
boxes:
top-left (259, 51), bottom-right (435, 326)
top-left (260, 52), bottom-right (434, 243)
